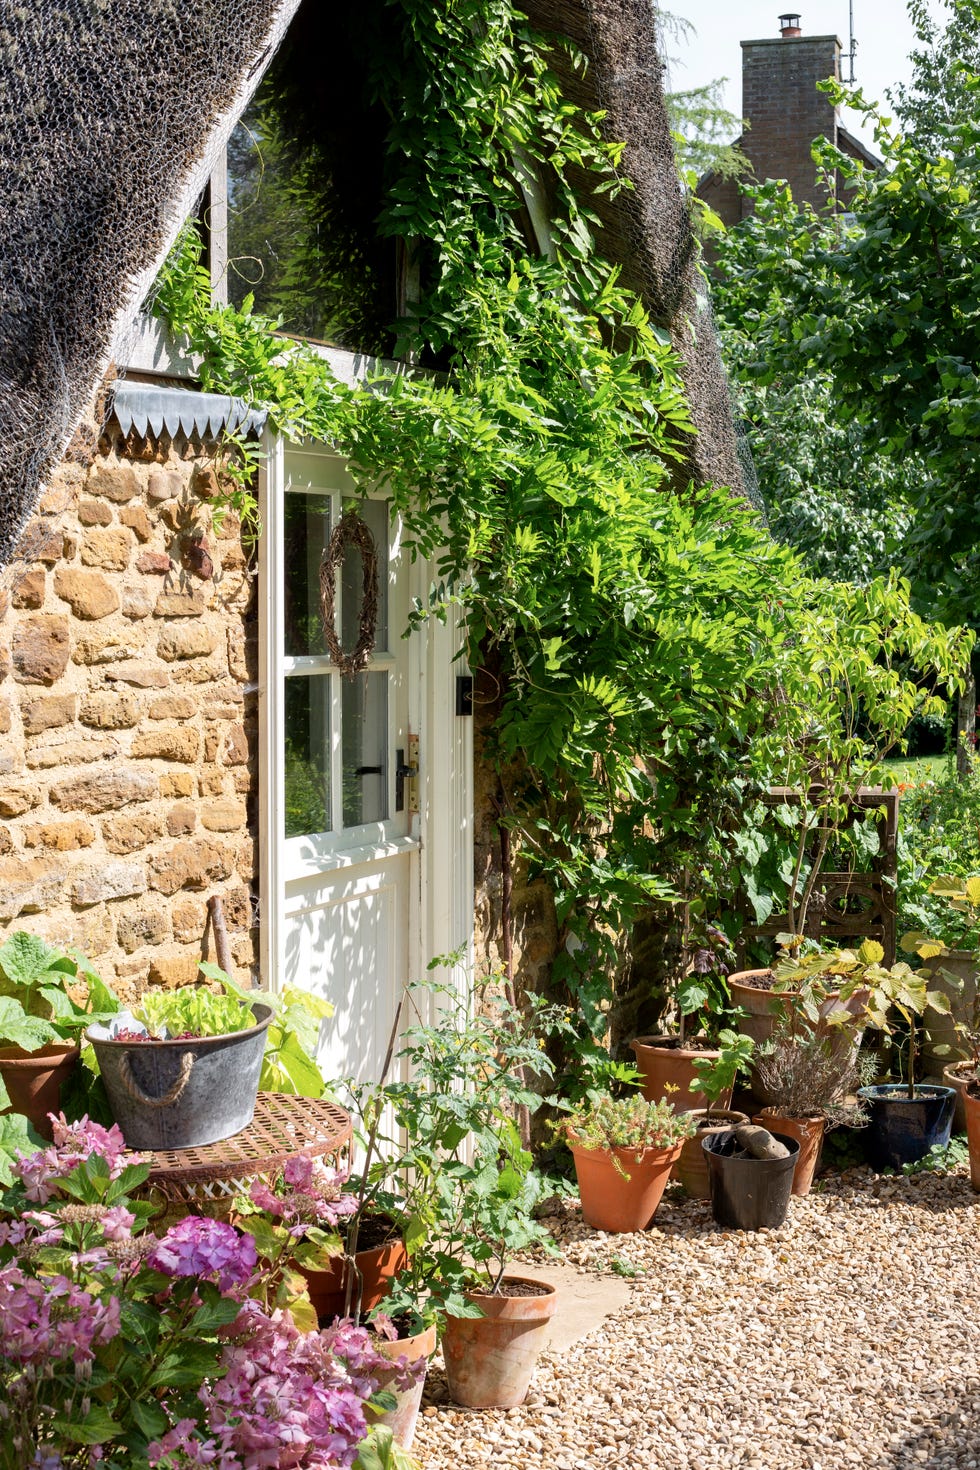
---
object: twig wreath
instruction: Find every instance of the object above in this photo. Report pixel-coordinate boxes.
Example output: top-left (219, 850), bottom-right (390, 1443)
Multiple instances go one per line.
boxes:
top-left (319, 509), bottom-right (380, 678)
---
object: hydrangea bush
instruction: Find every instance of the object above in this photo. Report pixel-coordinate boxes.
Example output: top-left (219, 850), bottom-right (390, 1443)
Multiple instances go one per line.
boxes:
top-left (0, 1118), bottom-right (419, 1470)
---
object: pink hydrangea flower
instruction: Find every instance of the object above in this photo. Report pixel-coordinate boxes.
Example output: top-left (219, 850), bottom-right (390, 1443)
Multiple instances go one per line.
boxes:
top-left (147, 1218), bottom-right (257, 1293)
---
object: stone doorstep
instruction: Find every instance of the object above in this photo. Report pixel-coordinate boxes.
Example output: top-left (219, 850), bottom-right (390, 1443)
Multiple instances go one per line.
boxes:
top-left (519, 1261), bottom-right (632, 1355)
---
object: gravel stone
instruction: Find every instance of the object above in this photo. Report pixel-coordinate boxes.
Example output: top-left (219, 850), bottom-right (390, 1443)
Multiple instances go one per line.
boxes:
top-left (414, 1165), bottom-right (980, 1469)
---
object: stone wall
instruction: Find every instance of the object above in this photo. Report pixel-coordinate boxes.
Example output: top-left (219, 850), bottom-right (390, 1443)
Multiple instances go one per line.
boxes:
top-left (0, 425), bottom-right (258, 1001)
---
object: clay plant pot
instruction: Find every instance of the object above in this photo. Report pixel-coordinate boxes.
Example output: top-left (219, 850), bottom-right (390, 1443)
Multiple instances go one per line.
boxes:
top-left (630, 1035), bottom-right (731, 1113)
top-left (366, 1322), bottom-right (436, 1450)
top-left (919, 951), bottom-right (978, 1079)
top-left (442, 1276), bottom-right (558, 1409)
top-left (0, 1042), bottom-right (80, 1140)
top-left (729, 970), bottom-right (866, 1105)
top-left (942, 1059), bottom-right (976, 1133)
top-left (752, 1110), bottom-right (825, 1196)
top-left (856, 1083), bottom-right (956, 1172)
top-left (673, 1109), bottom-right (749, 1200)
top-left (702, 1127), bottom-right (800, 1230)
top-left (569, 1136), bottom-right (684, 1232)
top-left (300, 1234), bottom-right (409, 1325)
top-left (963, 1084), bottom-right (980, 1193)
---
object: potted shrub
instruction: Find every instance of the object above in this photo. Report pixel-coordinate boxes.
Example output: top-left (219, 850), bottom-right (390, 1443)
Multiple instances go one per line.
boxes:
top-left (88, 984), bottom-right (273, 1149)
top-left (751, 1020), bottom-right (872, 1195)
top-left (631, 930), bottom-right (742, 1112)
top-left (0, 931), bottom-right (120, 1139)
top-left (563, 1092), bottom-right (695, 1232)
top-left (674, 1028), bottom-right (755, 1199)
top-left (903, 875), bottom-right (980, 1112)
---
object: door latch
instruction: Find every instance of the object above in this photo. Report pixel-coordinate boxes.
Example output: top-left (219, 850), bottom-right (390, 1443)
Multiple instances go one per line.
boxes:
top-left (395, 734), bottom-right (420, 814)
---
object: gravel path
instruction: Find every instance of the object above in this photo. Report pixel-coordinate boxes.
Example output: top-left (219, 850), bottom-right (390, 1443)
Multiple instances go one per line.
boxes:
top-left (415, 1166), bottom-right (980, 1470)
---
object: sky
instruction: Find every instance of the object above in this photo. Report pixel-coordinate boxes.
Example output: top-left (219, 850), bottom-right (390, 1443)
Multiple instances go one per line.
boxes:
top-left (668, 1), bottom-right (950, 152)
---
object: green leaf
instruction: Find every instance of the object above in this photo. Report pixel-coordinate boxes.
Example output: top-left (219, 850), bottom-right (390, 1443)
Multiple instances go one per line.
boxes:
top-left (131, 1400), bottom-right (169, 1440)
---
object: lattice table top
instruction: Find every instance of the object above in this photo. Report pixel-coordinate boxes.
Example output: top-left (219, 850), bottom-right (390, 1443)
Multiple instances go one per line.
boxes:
top-left (141, 1093), bottom-right (353, 1214)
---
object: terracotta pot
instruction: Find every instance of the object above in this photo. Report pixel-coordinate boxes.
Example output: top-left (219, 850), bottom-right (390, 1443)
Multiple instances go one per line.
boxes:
top-left (943, 1060), bottom-right (977, 1134)
top-left (366, 1323), bottom-right (436, 1450)
top-left (0, 1043), bottom-right (80, 1139)
top-left (920, 951), bottom-right (979, 1078)
top-left (729, 970), bottom-right (865, 1105)
top-left (442, 1276), bottom-right (558, 1408)
top-left (963, 1084), bottom-right (980, 1193)
top-left (673, 1109), bottom-right (749, 1199)
top-left (630, 1035), bottom-right (731, 1112)
top-left (299, 1236), bottom-right (408, 1325)
top-left (568, 1136), bottom-right (683, 1232)
top-left (752, 1110), bottom-right (825, 1196)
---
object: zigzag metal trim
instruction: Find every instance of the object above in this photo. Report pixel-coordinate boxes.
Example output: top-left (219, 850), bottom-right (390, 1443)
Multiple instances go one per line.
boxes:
top-left (110, 382), bottom-right (267, 442)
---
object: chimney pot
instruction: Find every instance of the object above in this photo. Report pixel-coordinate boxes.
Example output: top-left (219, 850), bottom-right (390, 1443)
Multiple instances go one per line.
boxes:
top-left (779, 12), bottom-right (802, 35)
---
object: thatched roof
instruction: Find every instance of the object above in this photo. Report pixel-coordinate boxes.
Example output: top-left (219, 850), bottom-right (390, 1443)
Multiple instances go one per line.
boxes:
top-left (0, 0), bottom-right (745, 567)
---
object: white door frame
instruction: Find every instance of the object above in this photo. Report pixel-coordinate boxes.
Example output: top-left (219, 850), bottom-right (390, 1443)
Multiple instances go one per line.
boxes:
top-left (257, 421), bottom-right (474, 1046)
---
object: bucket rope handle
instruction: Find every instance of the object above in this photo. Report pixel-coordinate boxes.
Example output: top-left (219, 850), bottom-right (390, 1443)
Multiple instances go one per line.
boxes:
top-left (118, 1051), bottom-right (194, 1108)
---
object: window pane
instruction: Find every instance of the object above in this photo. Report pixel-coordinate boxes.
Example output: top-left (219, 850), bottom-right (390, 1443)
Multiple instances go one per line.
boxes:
top-left (342, 673), bottom-right (388, 827)
top-left (341, 499), bottom-right (389, 653)
top-left (285, 676), bottom-right (331, 837)
top-left (284, 493), bottom-right (330, 657)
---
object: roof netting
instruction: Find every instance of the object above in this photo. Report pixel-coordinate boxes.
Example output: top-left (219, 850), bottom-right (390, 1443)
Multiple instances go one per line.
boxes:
top-left (0, 0), bottom-right (299, 567)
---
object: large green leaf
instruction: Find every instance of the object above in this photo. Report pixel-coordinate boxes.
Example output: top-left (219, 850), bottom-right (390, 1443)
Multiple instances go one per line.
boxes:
top-left (0, 931), bottom-right (61, 988)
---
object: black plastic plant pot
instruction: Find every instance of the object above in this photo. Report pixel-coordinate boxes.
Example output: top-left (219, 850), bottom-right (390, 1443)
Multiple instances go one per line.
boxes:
top-left (856, 1084), bottom-right (956, 1172)
top-left (702, 1128), bottom-right (800, 1231)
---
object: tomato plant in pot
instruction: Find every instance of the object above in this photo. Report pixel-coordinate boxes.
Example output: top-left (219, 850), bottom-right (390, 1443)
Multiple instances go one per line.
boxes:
top-left (631, 931), bottom-right (741, 1112)
top-left (563, 1093), bottom-right (695, 1232)
top-left (0, 931), bottom-right (120, 1145)
top-left (751, 1019), bottom-right (873, 1195)
top-left (674, 1029), bottom-right (755, 1199)
top-left (88, 983), bottom-right (273, 1150)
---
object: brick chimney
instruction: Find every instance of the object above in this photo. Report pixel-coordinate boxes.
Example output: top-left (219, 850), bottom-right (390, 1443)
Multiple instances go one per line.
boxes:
top-left (740, 15), bottom-right (842, 213)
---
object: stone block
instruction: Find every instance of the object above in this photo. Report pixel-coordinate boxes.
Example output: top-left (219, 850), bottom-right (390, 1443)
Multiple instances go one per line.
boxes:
top-left (72, 861), bottom-right (147, 906)
top-left (220, 885), bottom-right (253, 932)
top-left (233, 770), bottom-right (253, 794)
top-left (154, 591), bottom-right (207, 617)
top-left (172, 896), bottom-right (206, 943)
top-left (79, 692), bottom-right (141, 730)
top-left (147, 470), bottom-right (182, 503)
top-left (166, 801), bottom-right (197, 836)
top-left (103, 661), bottom-right (168, 688)
top-left (116, 902), bottom-right (171, 954)
top-left (22, 694), bottom-right (77, 735)
top-left (148, 694), bottom-right (195, 721)
top-left (199, 771), bottom-right (228, 796)
top-left (78, 501), bottom-right (113, 527)
top-left (88, 463), bottom-right (140, 503)
top-left (72, 632), bottom-right (143, 665)
top-left (27, 737), bottom-right (118, 770)
top-left (132, 728), bottom-right (201, 763)
top-left (11, 568), bottom-right (45, 610)
top-left (121, 586), bottom-right (154, 620)
top-left (201, 797), bottom-right (246, 833)
top-left (0, 782), bottom-right (41, 817)
top-left (0, 857), bottom-right (65, 920)
top-left (12, 616), bottom-right (70, 684)
top-left (192, 465), bottom-right (220, 499)
top-left (136, 552), bottom-right (173, 575)
top-left (102, 812), bottom-right (163, 854)
top-left (0, 640), bottom-right (9, 681)
top-left (17, 522), bottom-right (65, 564)
top-left (22, 820), bottom-right (96, 851)
top-left (39, 468), bottom-right (82, 515)
top-left (81, 528), bottom-right (133, 572)
top-left (0, 699), bottom-right (9, 734)
top-left (119, 504), bottom-right (152, 542)
top-left (147, 952), bottom-right (203, 989)
top-left (149, 839), bottom-right (234, 896)
top-left (54, 568), bottom-right (120, 620)
top-left (160, 772), bottom-right (195, 798)
top-left (50, 767), bottom-right (157, 814)
top-left (157, 625), bottom-right (217, 662)
top-left (223, 724), bottom-right (249, 766)
top-left (173, 656), bottom-right (227, 685)
top-left (0, 828), bottom-right (13, 855)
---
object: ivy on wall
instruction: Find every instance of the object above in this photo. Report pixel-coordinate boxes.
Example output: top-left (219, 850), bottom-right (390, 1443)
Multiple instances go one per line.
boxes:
top-left (154, 0), bottom-right (969, 1087)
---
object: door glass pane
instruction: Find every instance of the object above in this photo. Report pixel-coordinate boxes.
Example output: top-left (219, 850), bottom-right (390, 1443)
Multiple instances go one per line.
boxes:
top-left (341, 500), bottom-right (389, 653)
top-left (284, 493), bottom-right (330, 657)
top-left (285, 676), bottom-right (331, 837)
top-left (342, 673), bottom-right (388, 827)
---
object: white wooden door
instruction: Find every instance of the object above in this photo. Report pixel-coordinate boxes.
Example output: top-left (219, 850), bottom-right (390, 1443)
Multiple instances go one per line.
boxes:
top-left (259, 435), bottom-right (473, 1086)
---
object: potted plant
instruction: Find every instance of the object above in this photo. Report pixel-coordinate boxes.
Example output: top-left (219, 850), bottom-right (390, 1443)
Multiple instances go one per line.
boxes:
top-left (563, 1092), bottom-right (695, 1232)
top-left (701, 1121), bottom-right (800, 1230)
top-left (0, 931), bottom-right (120, 1138)
top-left (631, 927), bottom-right (742, 1112)
top-left (903, 875), bottom-right (980, 1110)
top-left (673, 1028), bottom-right (755, 1199)
top-left (88, 983), bottom-right (273, 1149)
top-left (751, 1020), bottom-right (872, 1195)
